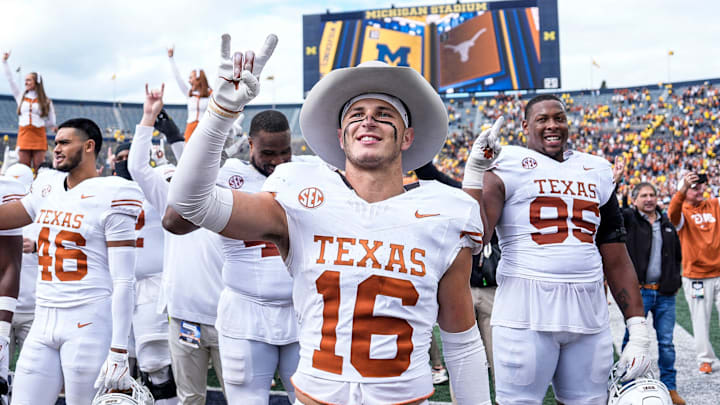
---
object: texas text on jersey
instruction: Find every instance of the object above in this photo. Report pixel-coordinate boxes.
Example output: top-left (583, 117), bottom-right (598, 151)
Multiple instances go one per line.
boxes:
top-left (492, 145), bottom-right (614, 285)
top-left (262, 161), bottom-right (483, 403)
top-left (21, 174), bottom-right (143, 307)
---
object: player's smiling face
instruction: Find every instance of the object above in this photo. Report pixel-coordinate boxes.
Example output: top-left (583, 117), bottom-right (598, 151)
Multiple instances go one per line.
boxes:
top-left (53, 128), bottom-right (88, 172)
top-left (249, 129), bottom-right (292, 177)
top-left (523, 99), bottom-right (568, 162)
top-left (338, 98), bottom-right (414, 170)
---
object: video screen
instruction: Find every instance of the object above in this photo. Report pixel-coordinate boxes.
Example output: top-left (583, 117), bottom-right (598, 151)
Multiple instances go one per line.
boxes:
top-left (302, 0), bottom-right (561, 95)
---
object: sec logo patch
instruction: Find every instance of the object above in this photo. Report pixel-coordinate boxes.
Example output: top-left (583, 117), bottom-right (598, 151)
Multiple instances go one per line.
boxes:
top-left (522, 157), bottom-right (537, 169)
top-left (228, 175), bottom-right (244, 189)
top-left (298, 187), bottom-right (324, 209)
top-left (42, 184), bottom-right (52, 197)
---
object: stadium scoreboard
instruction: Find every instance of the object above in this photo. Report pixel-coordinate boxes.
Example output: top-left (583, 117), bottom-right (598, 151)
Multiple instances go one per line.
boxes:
top-left (303, 0), bottom-right (560, 95)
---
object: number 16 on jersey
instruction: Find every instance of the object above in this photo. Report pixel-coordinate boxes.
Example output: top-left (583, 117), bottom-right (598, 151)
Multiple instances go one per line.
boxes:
top-left (313, 271), bottom-right (419, 378)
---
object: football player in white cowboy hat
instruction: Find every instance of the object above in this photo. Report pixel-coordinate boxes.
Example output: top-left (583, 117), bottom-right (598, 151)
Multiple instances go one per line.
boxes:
top-left (168, 33), bottom-right (490, 404)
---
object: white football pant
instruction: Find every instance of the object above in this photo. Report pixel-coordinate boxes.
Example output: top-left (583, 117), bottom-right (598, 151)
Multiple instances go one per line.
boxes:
top-left (492, 325), bottom-right (612, 405)
top-left (11, 298), bottom-right (112, 405)
top-left (219, 334), bottom-right (298, 404)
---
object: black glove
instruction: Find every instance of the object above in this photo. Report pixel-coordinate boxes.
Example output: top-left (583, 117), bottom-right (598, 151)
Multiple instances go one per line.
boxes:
top-left (154, 109), bottom-right (183, 144)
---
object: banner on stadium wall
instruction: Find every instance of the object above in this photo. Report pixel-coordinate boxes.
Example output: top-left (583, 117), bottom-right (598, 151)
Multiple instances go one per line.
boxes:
top-left (302, 0), bottom-right (561, 96)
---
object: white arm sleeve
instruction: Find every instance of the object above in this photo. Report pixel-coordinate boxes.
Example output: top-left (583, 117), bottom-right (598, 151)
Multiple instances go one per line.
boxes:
top-left (167, 111), bottom-right (235, 232)
top-left (105, 213), bottom-right (137, 351)
top-left (440, 324), bottom-right (491, 405)
top-left (2, 61), bottom-right (21, 101)
top-left (170, 141), bottom-right (184, 161)
top-left (168, 56), bottom-right (190, 96)
top-left (128, 125), bottom-right (169, 211)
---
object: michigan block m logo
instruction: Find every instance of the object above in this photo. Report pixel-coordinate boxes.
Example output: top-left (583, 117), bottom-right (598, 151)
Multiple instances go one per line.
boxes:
top-left (376, 44), bottom-right (411, 66)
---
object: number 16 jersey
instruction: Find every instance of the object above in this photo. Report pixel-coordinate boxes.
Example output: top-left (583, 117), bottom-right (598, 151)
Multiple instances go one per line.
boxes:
top-left (262, 161), bottom-right (483, 386)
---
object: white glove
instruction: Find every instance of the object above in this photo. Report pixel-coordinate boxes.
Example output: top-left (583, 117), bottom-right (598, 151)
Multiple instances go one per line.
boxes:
top-left (462, 116), bottom-right (504, 189)
top-left (618, 316), bottom-right (651, 382)
top-left (209, 33), bottom-right (278, 120)
top-left (94, 350), bottom-right (133, 391)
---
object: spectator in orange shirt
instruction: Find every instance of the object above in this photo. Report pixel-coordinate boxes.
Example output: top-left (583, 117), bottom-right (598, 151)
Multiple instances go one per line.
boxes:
top-left (668, 171), bottom-right (720, 374)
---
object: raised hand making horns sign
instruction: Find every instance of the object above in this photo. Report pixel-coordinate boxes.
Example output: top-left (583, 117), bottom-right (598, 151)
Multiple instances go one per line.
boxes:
top-left (210, 33), bottom-right (278, 118)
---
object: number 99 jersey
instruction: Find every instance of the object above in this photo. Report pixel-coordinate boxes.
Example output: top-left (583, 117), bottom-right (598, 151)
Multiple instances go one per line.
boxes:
top-left (262, 162), bottom-right (483, 387)
top-left (491, 146), bottom-right (614, 283)
top-left (20, 173), bottom-right (143, 308)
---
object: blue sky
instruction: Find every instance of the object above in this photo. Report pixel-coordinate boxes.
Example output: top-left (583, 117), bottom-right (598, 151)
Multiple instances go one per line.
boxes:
top-left (1, 0), bottom-right (717, 105)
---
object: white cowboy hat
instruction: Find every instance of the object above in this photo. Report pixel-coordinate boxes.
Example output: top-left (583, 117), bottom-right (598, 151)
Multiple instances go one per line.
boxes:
top-left (300, 61), bottom-right (448, 172)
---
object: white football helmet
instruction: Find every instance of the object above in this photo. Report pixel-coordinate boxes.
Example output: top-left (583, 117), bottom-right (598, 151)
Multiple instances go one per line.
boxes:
top-left (92, 378), bottom-right (154, 405)
top-left (608, 362), bottom-right (671, 405)
top-left (4, 163), bottom-right (33, 191)
top-left (0, 146), bottom-right (19, 176)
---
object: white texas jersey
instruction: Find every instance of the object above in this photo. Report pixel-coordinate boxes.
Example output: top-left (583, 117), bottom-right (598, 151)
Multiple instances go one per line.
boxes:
top-left (0, 177), bottom-right (26, 236)
top-left (20, 174), bottom-right (143, 308)
top-left (134, 200), bottom-right (164, 280)
top-left (216, 159), bottom-right (291, 303)
top-left (491, 146), bottom-right (614, 283)
top-left (262, 162), bottom-right (483, 384)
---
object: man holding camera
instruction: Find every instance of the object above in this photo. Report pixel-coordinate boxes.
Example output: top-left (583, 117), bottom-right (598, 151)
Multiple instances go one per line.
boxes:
top-left (669, 171), bottom-right (720, 374)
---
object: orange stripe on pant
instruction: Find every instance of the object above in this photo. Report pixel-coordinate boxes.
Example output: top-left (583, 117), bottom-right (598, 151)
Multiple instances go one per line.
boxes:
top-left (184, 120), bottom-right (199, 142)
top-left (17, 125), bottom-right (47, 151)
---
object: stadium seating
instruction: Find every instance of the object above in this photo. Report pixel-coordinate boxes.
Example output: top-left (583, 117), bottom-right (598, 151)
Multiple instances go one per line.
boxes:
top-left (1, 77), bottom-right (718, 202)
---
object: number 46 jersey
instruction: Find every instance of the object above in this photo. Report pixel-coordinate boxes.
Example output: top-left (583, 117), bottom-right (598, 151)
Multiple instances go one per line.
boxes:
top-left (20, 173), bottom-right (143, 308)
top-left (262, 162), bottom-right (483, 387)
top-left (491, 146), bottom-right (614, 283)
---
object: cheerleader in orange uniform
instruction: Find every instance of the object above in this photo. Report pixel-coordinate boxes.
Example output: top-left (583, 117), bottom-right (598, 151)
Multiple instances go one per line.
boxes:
top-left (167, 47), bottom-right (211, 142)
top-left (2, 51), bottom-right (56, 170)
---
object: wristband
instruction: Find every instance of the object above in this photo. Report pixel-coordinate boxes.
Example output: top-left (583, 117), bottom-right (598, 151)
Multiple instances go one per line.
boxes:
top-left (208, 97), bottom-right (242, 120)
top-left (0, 297), bottom-right (17, 313)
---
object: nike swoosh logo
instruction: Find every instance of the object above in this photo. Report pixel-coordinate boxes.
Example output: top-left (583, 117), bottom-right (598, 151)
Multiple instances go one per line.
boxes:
top-left (81, 194), bottom-right (94, 199)
top-left (77, 322), bottom-right (92, 328)
top-left (415, 210), bottom-right (440, 219)
top-left (583, 167), bottom-right (593, 171)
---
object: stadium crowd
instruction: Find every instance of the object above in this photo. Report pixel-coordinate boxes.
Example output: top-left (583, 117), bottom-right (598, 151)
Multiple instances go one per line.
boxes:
top-left (434, 81), bottom-right (720, 207)
top-left (2, 80), bottom-right (718, 202)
